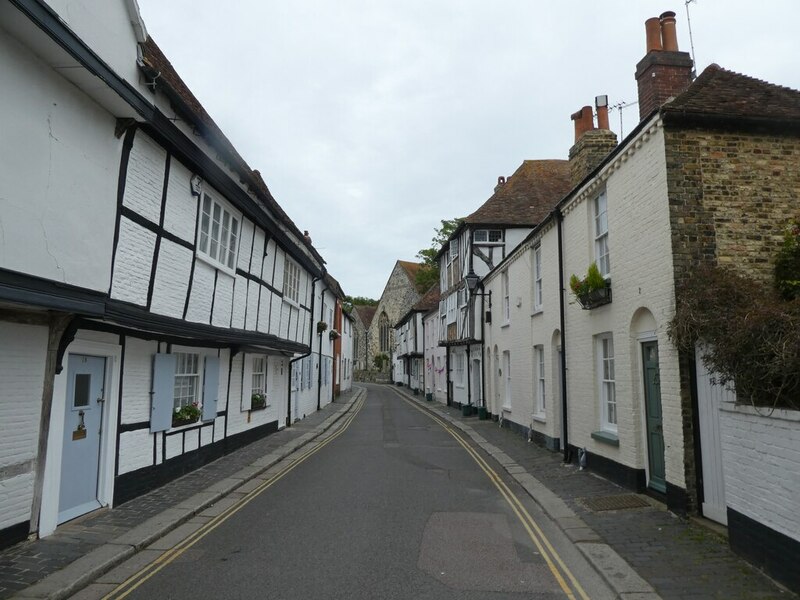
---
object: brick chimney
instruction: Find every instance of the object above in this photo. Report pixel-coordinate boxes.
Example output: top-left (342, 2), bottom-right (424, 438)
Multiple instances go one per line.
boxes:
top-left (635, 11), bottom-right (694, 120)
top-left (568, 97), bottom-right (618, 186)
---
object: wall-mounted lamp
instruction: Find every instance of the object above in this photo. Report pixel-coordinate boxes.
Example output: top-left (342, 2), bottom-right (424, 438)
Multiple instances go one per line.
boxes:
top-left (190, 174), bottom-right (203, 197)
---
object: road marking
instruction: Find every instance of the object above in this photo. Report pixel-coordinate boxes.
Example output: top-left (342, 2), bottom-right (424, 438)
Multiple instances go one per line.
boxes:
top-left (396, 391), bottom-right (591, 600)
top-left (101, 393), bottom-right (366, 600)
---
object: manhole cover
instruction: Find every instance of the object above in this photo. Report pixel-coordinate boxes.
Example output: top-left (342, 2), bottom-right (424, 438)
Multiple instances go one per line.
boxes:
top-left (580, 494), bottom-right (650, 512)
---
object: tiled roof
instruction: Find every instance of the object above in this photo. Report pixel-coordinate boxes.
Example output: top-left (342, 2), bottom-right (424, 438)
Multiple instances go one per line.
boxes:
top-left (323, 273), bottom-right (345, 300)
top-left (353, 305), bottom-right (377, 328)
top-left (464, 160), bottom-right (571, 226)
top-left (139, 38), bottom-right (324, 265)
top-left (413, 282), bottom-right (441, 313)
top-left (398, 260), bottom-right (423, 284)
top-left (664, 64), bottom-right (800, 122)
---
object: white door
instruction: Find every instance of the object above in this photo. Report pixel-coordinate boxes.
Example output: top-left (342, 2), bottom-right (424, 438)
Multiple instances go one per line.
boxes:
top-left (59, 354), bottom-right (106, 524)
top-left (695, 346), bottom-right (732, 525)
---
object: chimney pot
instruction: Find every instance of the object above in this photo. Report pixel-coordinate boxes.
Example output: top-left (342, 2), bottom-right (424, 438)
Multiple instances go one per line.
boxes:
top-left (497, 176), bottom-right (505, 185)
top-left (595, 95), bottom-right (610, 130)
top-left (645, 17), bottom-right (663, 52)
top-left (571, 105), bottom-right (595, 142)
top-left (659, 11), bottom-right (679, 51)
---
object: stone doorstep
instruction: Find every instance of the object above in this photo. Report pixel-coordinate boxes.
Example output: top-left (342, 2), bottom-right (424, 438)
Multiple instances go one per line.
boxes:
top-left (12, 388), bottom-right (365, 600)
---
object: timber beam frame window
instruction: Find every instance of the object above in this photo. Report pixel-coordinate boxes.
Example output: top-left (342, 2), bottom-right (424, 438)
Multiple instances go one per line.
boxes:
top-left (283, 259), bottom-right (301, 305)
top-left (197, 191), bottom-right (241, 274)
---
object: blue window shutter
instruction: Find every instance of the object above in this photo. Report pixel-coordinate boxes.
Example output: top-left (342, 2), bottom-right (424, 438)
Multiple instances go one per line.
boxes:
top-left (202, 356), bottom-right (220, 421)
top-left (151, 354), bottom-right (176, 432)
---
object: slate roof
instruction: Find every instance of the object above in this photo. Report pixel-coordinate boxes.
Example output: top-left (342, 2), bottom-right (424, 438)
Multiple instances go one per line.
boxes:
top-left (139, 38), bottom-right (324, 266)
top-left (663, 64), bottom-right (800, 123)
top-left (353, 305), bottom-right (377, 328)
top-left (464, 159), bottom-right (571, 227)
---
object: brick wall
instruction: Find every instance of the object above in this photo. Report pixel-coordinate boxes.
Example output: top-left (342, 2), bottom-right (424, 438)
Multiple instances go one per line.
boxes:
top-left (0, 322), bottom-right (48, 531)
top-left (720, 404), bottom-right (800, 542)
top-left (568, 130), bottom-right (618, 187)
top-left (665, 125), bottom-right (800, 507)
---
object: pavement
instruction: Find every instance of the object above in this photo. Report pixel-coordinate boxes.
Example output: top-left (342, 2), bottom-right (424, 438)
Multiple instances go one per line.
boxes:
top-left (0, 383), bottom-right (794, 600)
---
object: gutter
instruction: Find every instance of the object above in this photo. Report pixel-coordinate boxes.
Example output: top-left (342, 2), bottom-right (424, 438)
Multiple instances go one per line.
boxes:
top-left (556, 209), bottom-right (571, 463)
top-left (287, 274), bottom-right (321, 427)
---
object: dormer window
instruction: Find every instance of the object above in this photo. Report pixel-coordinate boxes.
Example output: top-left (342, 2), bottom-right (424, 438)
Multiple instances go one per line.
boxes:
top-left (474, 229), bottom-right (503, 244)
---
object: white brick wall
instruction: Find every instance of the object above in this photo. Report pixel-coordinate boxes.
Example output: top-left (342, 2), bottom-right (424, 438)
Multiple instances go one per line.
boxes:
top-left (185, 261), bottom-right (215, 324)
top-left (162, 159), bottom-right (196, 244)
top-left (0, 323), bottom-right (47, 529)
top-left (111, 217), bottom-right (156, 305)
top-left (150, 240), bottom-right (193, 318)
top-left (560, 123), bottom-right (685, 488)
top-left (122, 132), bottom-right (165, 225)
top-left (720, 405), bottom-right (800, 542)
top-left (211, 272), bottom-right (234, 328)
top-left (120, 337), bottom-right (157, 425)
top-left (118, 430), bottom-right (152, 474)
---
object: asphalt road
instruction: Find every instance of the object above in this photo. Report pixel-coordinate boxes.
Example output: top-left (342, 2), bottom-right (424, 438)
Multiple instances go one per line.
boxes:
top-left (106, 385), bottom-right (614, 599)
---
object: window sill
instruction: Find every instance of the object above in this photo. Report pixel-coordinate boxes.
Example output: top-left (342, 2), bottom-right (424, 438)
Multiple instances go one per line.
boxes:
top-left (502, 406), bottom-right (512, 413)
top-left (195, 251), bottom-right (236, 278)
top-left (591, 430), bottom-right (619, 447)
top-left (531, 308), bottom-right (543, 317)
top-left (533, 414), bottom-right (546, 423)
top-left (501, 321), bottom-right (511, 329)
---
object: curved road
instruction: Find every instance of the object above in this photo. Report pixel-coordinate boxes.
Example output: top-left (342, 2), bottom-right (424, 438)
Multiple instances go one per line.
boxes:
top-left (96, 384), bottom-right (614, 599)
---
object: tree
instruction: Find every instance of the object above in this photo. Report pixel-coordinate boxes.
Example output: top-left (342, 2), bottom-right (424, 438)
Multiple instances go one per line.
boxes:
top-left (415, 218), bottom-right (463, 292)
top-left (342, 295), bottom-right (378, 314)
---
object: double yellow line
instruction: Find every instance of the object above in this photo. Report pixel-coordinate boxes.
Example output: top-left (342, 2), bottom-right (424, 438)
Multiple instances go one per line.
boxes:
top-left (103, 393), bottom-right (366, 599)
top-left (397, 392), bottom-right (590, 600)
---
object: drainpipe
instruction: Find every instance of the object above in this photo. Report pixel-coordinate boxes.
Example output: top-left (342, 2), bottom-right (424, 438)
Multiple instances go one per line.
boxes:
top-left (480, 287), bottom-right (489, 409)
top-left (556, 210), bottom-right (571, 463)
top-left (446, 347), bottom-right (451, 406)
top-left (288, 274), bottom-right (321, 428)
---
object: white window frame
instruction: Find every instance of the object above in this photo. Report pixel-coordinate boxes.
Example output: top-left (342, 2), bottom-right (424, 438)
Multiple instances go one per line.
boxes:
top-left (594, 191), bottom-right (610, 278)
top-left (533, 245), bottom-right (543, 312)
top-left (535, 345), bottom-right (546, 416)
top-left (503, 350), bottom-right (512, 409)
top-left (283, 259), bottom-right (301, 305)
top-left (197, 192), bottom-right (240, 273)
top-left (455, 352), bottom-right (465, 388)
top-left (474, 229), bottom-right (503, 244)
top-left (502, 270), bottom-right (510, 324)
top-left (173, 352), bottom-right (201, 409)
top-left (251, 355), bottom-right (267, 402)
top-left (597, 334), bottom-right (617, 433)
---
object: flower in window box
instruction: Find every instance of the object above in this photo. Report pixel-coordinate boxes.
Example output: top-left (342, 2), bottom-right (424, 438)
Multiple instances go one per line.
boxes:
top-left (317, 321), bottom-right (328, 334)
top-left (172, 402), bottom-right (201, 427)
top-left (569, 262), bottom-right (612, 310)
top-left (329, 329), bottom-right (340, 340)
top-left (251, 393), bottom-right (267, 410)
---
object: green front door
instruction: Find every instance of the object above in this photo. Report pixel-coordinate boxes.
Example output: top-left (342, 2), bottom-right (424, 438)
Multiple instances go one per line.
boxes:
top-left (642, 342), bottom-right (666, 493)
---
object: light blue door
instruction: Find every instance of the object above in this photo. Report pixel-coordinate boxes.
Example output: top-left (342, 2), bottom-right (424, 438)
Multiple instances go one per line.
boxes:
top-left (58, 354), bottom-right (106, 524)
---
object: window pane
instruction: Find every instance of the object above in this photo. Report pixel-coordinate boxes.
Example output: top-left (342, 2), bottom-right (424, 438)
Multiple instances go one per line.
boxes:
top-left (74, 374), bottom-right (91, 408)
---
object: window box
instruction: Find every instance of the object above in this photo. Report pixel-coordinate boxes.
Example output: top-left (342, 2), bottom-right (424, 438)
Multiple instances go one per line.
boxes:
top-left (576, 282), bottom-right (612, 310)
top-left (251, 393), bottom-right (267, 411)
top-left (172, 402), bottom-right (201, 428)
top-left (570, 263), bottom-right (612, 310)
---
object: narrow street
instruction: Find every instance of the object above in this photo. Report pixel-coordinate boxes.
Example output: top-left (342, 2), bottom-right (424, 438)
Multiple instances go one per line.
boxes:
top-left (92, 385), bottom-right (613, 599)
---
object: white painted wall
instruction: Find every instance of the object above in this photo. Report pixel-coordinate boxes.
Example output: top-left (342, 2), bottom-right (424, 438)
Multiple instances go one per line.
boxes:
top-left (0, 29), bottom-right (119, 291)
top-left (0, 322), bottom-right (48, 532)
top-left (560, 121), bottom-right (684, 488)
top-left (720, 404), bottom-right (800, 543)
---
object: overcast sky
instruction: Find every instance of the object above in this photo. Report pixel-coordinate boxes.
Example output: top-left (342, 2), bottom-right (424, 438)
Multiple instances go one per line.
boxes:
top-left (136, 0), bottom-right (800, 299)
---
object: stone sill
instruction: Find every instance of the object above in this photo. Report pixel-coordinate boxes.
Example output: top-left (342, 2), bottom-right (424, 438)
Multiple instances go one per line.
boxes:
top-left (720, 402), bottom-right (800, 422)
top-left (591, 430), bottom-right (619, 447)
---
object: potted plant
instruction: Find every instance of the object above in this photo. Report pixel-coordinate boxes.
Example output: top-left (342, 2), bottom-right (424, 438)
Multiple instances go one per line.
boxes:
top-left (317, 321), bottom-right (328, 334)
top-left (329, 329), bottom-right (340, 340)
top-left (251, 392), bottom-right (266, 410)
top-left (172, 402), bottom-right (201, 427)
top-left (570, 262), bottom-right (612, 309)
